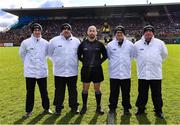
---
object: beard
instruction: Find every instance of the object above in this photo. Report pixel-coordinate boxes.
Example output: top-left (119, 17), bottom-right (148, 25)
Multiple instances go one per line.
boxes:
top-left (63, 32), bottom-right (71, 39)
top-left (145, 35), bottom-right (152, 41)
top-left (89, 34), bottom-right (96, 40)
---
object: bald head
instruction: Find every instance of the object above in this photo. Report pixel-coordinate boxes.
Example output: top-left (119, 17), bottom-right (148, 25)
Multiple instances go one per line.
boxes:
top-left (87, 25), bottom-right (97, 41)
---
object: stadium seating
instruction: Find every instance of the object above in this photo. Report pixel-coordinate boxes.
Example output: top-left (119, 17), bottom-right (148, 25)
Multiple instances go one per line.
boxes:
top-left (0, 16), bottom-right (180, 45)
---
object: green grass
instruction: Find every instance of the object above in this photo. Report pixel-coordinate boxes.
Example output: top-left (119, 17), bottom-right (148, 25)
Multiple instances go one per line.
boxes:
top-left (0, 45), bottom-right (180, 124)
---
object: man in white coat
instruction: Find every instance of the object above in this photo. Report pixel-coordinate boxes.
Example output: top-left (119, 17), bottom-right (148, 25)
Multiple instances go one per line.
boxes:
top-left (48, 23), bottom-right (80, 115)
top-left (107, 25), bottom-right (134, 116)
top-left (19, 23), bottom-right (52, 118)
top-left (134, 24), bottom-right (168, 119)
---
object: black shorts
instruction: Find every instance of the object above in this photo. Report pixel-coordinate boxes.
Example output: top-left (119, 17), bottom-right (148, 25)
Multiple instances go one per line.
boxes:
top-left (81, 66), bottom-right (104, 83)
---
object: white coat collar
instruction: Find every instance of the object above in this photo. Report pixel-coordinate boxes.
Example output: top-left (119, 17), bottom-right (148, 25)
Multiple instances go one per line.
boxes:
top-left (31, 34), bottom-right (42, 42)
top-left (141, 35), bottom-right (155, 45)
top-left (114, 36), bottom-right (127, 46)
top-left (60, 34), bottom-right (73, 41)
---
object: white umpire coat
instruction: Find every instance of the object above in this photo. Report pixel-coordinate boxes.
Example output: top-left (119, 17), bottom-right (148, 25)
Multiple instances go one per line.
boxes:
top-left (107, 37), bottom-right (134, 79)
top-left (134, 36), bottom-right (168, 80)
top-left (19, 34), bottom-right (48, 78)
top-left (48, 34), bottom-right (80, 77)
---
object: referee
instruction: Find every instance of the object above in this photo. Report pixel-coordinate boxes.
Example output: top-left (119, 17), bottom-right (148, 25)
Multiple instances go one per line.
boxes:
top-left (134, 25), bottom-right (168, 119)
top-left (48, 23), bottom-right (80, 115)
top-left (78, 25), bottom-right (107, 115)
top-left (19, 23), bottom-right (52, 118)
top-left (107, 25), bottom-right (134, 116)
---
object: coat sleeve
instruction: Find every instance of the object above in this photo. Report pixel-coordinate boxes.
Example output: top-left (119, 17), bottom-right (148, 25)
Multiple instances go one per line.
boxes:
top-left (77, 42), bottom-right (83, 62)
top-left (130, 43), bottom-right (135, 60)
top-left (133, 44), bottom-right (138, 60)
top-left (161, 41), bottom-right (168, 60)
top-left (106, 44), bottom-right (111, 60)
top-left (19, 41), bottom-right (26, 63)
top-left (45, 41), bottom-right (49, 57)
top-left (47, 40), bottom-right (54, 58)
top-left (100, 43), bottom-right (108, 63)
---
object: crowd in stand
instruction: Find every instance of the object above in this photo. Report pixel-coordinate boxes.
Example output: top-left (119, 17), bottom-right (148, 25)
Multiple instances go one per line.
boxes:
top-left (0, 16), bottom-right (180, 45)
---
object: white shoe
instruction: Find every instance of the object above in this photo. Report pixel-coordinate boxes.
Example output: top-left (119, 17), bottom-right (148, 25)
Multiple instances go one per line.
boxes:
top-left (43, 109), bottom-right (53, 114)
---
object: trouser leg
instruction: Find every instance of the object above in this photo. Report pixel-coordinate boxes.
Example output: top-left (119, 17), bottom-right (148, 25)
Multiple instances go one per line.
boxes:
top-left (135, 79), bottom-right (149, 111)
top-left (108, 79), bottom-right (120, 111)
top-left (37, 77), bottom-right (50, 110)
top-left (121, 79), bottom-right (132, 109)
top-left (25, 77), bottom-right (36, 112)
top-left (150, 80), bottom-right (163, 113)
top-left (53, 76), bottom-right (66, 110)
top-left (67, 76), bottom-right (79, 109)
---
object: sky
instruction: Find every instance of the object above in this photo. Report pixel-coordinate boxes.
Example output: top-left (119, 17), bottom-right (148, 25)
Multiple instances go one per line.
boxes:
top-left (0, 0), bottom-right (179, 31)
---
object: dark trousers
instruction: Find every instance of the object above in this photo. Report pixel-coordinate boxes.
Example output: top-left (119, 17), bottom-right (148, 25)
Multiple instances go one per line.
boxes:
top-left (53, 76), bottom-right (79, 110)
top-left (25, 77), bottom-right (50, 113)
top-left (109, 78), bottom-right (132, 110)
top-left (136, 79), bottom-right (163, 113)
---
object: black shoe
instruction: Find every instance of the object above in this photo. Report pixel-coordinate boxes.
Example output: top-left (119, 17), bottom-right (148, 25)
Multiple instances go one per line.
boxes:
top-left (122, 109), bottom-right (131, 116)
top-left (70, 108), bottom-right (80, 114)
top-left (155, 112), bottom-right (164, 119)
top-left (108, 110), bottom-right (115, 124)
top-left (135, 109), bottom-right (145, 115)
top-left (109, 109), bottom-right (116, 114)
top-left (80, 107), bottom-right (87, 115)
top-left (43, 109), bottom-right (53, 114)
top-left (54, 109), bottom-right (61, 116)
top-left (22, 112), bottom-right (32, 119)
top-left (96, 106), bottom-right (104, 115)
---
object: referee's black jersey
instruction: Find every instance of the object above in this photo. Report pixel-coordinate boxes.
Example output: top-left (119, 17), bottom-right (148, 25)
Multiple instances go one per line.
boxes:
top-left (78, 39), bottom-right (107, 67)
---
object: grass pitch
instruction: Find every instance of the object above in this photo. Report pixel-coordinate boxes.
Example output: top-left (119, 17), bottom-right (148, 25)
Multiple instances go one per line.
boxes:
top-left (0, 45), bottom-right (180, 124)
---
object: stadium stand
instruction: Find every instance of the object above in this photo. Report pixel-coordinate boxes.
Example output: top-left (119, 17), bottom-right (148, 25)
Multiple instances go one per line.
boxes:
top-left (0, 3), bottom-right (180, 46)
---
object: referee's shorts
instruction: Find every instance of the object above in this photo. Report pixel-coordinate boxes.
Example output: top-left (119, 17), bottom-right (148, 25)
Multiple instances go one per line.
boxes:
top-left (81, 66), bottom-right (104, 83)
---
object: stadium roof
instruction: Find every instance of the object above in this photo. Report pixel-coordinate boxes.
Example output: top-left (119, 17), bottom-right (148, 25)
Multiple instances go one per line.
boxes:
top-left (2, 2), bottom-right (180, 18)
